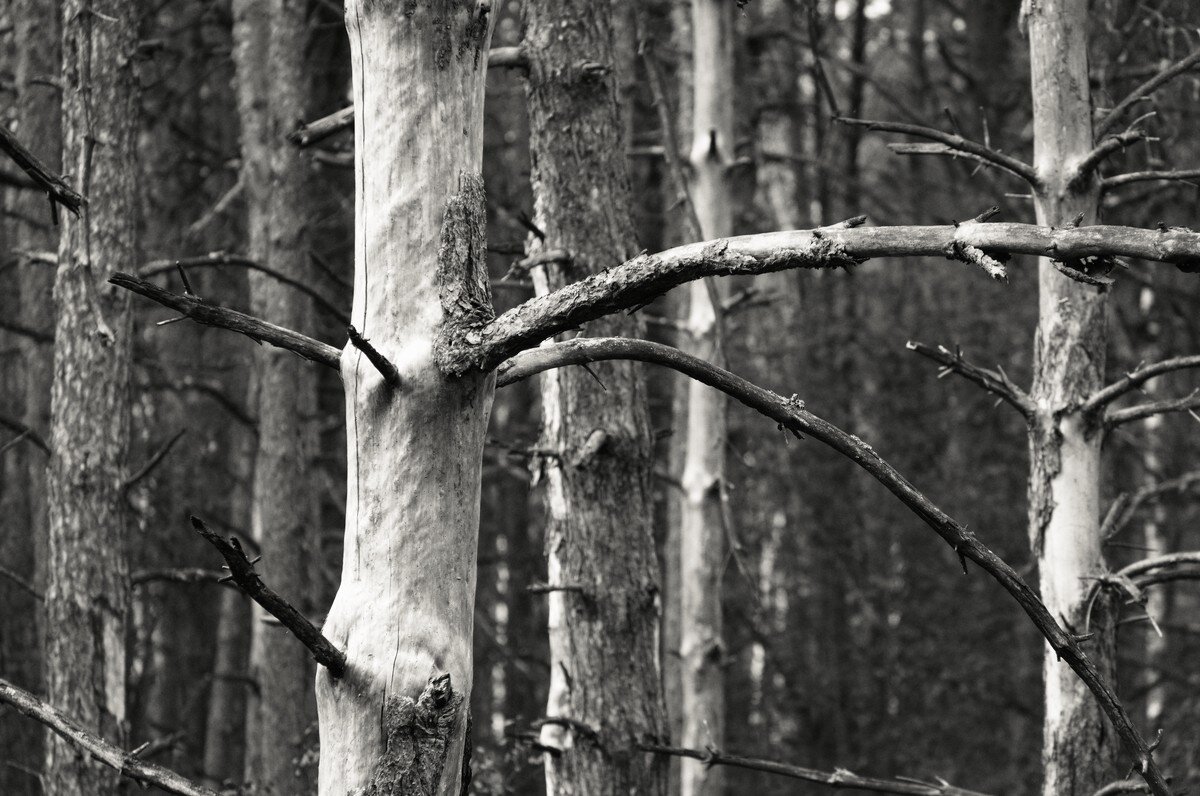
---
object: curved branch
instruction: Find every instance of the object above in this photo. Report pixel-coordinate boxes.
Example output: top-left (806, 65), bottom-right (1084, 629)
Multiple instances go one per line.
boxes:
top-left (907, 341), bottom-right (1035, 420)
top-left (836, 117), bottom-right (1039, 185)
top-left (1105, 391), bottom-right (1200, 430)
top-left (1071, 131), bottom-right (1147, 187)
top-left (446, 222), bottom-right (1200, 375)
top-left (109, 273), bottom-right (342, 371)
top-left (1102, 169), bottom-right (1200, 191)
top-left (1083, 355), bottom-right (1200, 414)
top-left (1097, 48), bottom-right (1200, 139)
top-left (0, 678), bottom-right (218, 796)
top-left (496, 336), bottom-right (1169, 793)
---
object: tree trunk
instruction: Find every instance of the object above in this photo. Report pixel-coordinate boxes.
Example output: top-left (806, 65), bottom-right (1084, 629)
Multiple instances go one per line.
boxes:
top-left (679, 2), bottom-right (733, 794)
top-left (523, 1), bottom-right (668, 793)
top-left (44, 1), bottom-right (138, 793)
top-left (315, 4), bottom-right (496, 795)
top-left (1026, 2), bottom-right (1116, 793)
top-left (231, 0), bottom-right (320, 789)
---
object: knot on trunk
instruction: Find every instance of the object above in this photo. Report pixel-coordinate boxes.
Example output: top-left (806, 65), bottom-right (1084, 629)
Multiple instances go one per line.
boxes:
top-left (363, 673), bottom-right (466, 796)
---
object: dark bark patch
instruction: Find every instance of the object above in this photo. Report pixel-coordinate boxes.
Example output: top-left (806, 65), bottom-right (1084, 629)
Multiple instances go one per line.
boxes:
top-left (363, 674), bottom-right (465, 796)
top-left (434, 172), bottom-right (494, 374)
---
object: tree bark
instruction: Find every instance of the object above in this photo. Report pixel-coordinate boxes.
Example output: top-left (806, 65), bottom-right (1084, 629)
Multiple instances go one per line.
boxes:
top-left (315, 4), bottom-right (497, 795)
top-left (44, 1), bottom-right (137, 793)
top-left (1026, 2), bottom-right (1117, 793)
top-left (523, 1), bottom-right (667, 793)
top-left (231, 0), bottom-right (320, 789)
top-left (680, 3), bottom-right (734, 794)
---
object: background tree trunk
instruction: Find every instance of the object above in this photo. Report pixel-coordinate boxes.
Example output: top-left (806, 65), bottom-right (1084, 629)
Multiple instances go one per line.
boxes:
top-left (315, 4), bottom-right (497, 794)
top-left (523, 0), bottom-right (667, 793)
top-left (44, 1), bottom-right (138, 793)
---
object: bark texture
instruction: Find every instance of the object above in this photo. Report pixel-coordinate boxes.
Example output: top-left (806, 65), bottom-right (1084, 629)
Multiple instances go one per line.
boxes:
top-left (44, 1), bottom-right (138, 793)
top-left (680, 2), bottom-right (734, 794)
top-left (232, 0), bottom-right (320, 789)
top-left (316, 4), bottom-right (497, 795)
top-left (1026, 2), bottom-right (1116, 793)
top-left (524, 1), bottom-right (667, 793)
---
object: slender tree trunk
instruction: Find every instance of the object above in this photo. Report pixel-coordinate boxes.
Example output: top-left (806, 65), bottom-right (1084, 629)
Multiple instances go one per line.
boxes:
top-left (523, 1), bottom-right (667, 793)
top-left (44, 2), bottom-right (137, 793)
top-left (232, 0), bottom-right (320, 789)
top-left (1026, 2), bottom-right (1117, 793)
top-left (679, 3), bottom-right (733, 794)
top-left (315, 5), bottom-right (496, 794)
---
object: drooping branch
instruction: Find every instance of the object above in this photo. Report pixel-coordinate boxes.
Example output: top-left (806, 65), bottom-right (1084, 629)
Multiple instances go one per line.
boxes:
top-left (0, 125), bottom-right (86, 217)
top-left (1102, 169), bottom-right (1200, 191)
top-left (638, 743), bottom-right (989, 796)
top-left (1101, 470), bottom-right (1200, 540)
top-left (347, 325), bottom-right (402, 386)
top-left (190, 516), bottom-right (347, 677)
top-left (1096, 48), bottom-right (1200, 138)
top-left (1105, 391), bottom-right (1200, 430)
top-left (836, 117), bottom-right (1039, 185)
top-left (495, 336), bottom-right (1170, 794)
top-left (1082, 355), bottom-right (1200, 414)
top-left (109, 273), bottom-right (342, 371)
top-left (907, 342), bottom-right (1036, 420)
top-left (0, 678), bottom-right (218, 796)
top-left (443, 221), bottom-right (1200, 376)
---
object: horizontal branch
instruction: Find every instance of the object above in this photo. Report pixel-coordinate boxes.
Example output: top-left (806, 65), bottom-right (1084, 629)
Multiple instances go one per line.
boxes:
top-left (444, 221), bottom-right (1200, 375)
top-left (1119, 552), bottom-right (1200, 582)
top-left (0, 125), bottom-right (86, 217)
top-left (495, 336), bottom-right (1169, 794)
top-left (109, 273), bottom-right (342, 371)
top-left (0, 678), bottom-right (218, 796)
top-left (837, 116), bottom-right (1038, 185)
top-left (907, 342), bottom-right (1036, 419)
top-left (1097, 48), bottom-right (1200, 138)
top-left (130, 567), bottom-right (230, 587)
top-left (885, 142), bottom-right (1020, 179)
top-left (639, 743), bottom-right (988, 795)
top-left (1083, 355), bottom-right (1200, 414)
top-left (190, 516), bottom-right (346, 677)
top-left (1102, 169), bottom-right (1200, 191)
top-left (1105, 391), bottom-right (1200, 429)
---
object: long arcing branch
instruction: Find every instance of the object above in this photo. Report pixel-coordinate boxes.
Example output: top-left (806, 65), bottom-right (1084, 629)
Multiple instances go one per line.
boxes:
top-left (190, 516), bottom-right (347, 677)
top-left (835, 117), bottom-right (1039, 185)
top-left (0, 678), bottom-right (219, 796)
top-left (1105, 391), bottom-right (1200, 430)
top-left (445, 221), bottom-right (1200, 375)
top-left (907, 341), bottom-right (1036, 420)
top-left (637, 743), bottom-right (989, 796)
top-left (109, 272), bottom-right (341, 370)
top-left (495, 336), bottom-right (1170, 794)
top-left (1095, 48), bottom-right (1200, 139)
top-left (0, 125), bottom-right (86, 217)
top-left (1082, 355), bottom-right (1200, 414)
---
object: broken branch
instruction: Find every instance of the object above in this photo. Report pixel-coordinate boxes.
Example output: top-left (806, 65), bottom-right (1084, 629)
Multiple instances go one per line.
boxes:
top-left (0, 125), bottom-right (86, 217)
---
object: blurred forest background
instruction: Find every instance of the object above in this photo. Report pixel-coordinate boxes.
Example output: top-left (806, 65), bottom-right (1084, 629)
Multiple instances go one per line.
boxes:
top-left (2, 0), bottom-right (1199, 794)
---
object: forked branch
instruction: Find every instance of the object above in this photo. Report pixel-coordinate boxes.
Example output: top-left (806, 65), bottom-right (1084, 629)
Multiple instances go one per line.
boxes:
top-left (496, 336), bottom-right (1169, 794)
top-left (0, 678), bottom-right (218, 796)
top-left (1083, 355), bottom-right (1200, 415)
top-left (1096, 48), bottom-right (1200, 138)
top-left (907, 342), bottom-right (1035, 420)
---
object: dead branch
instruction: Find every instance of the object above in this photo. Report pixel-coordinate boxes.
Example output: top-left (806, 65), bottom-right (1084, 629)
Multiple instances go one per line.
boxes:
top-left (190, 516), bottom-right (346, 677)
top-left (109, 273), bottom-right (342, 371)
top-left (495, 336), bottom-right (1169, 793)
top-left (1071, 131), bottom-right (1147, 187)
top-left (124, 429), bottom-right (187, 490)
top-left (1101, 470), bottom-right (1200, 540)
top-left (0, 316), bottom-right (54, 344)
top-left (442, 221), bottom-right (1200, 376)
top-left (1102, 169), bottom-right (1200, 191)
top-left (836, 117), bottom-right (1038, 185)
top-left (1105, 391), bottom-right (1200, 430)
top-left (1083, 356), bottom-right (1200, 415)
top-left (1119, 552), bottom-right (1200, 582)
top-left (130, 568), bottom-right (230, 587)
top-left (885, 142), bottom-right (1022, 180)
top-left (0, 564), bottom-right (42, 602)
top-left (347, 325), bottom-right (402, 386)
top-left (906, 342), bottom-right (1035, 420)
top-left (639, 743), bottom-right (988, 795)
top-left (1097, 48), bottom-right (1200, 138)
top-left (0, 125), bottom-right (86, 218)
top-left (0, 415), bottom-right (50, 456)
top-left (1092, 779), bottom-right (1150, 796)
top-left (0, 678), bottom-right (218, 796)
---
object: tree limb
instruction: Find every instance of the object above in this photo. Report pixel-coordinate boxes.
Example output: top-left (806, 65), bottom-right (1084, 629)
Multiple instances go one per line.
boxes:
top-left (1071, 131), bottom-right (1147, 188)
top-left (1102, 169), bottom-right (1200, 191)
top-left (1096, 48), bottom-right (1200, 138)
top-left (0, 564), bottom-right (42, 602)
top-left (1105, 391), bottom-right (1200, 430)
top-left (0, 678), bottom-right (218, 796)
top-left (0, 125), bottom-right (86, 218)
top-left (190, 516), bottom-right (346, 677)
top-left (0, 415), bottom-right (50, 456)
top-left (836, 116), bottom-right (1039, 185)
top-left (130, 568), bottom-right (230, 587)
top-left (1101, 470), bottom-right (1200, 540)
top-left (495, 336), bottom-right (1169, 794)
top-left (907, 342), bottom-right (1036, 420)
top-left (1083, 355), bottom-right (1200, 415)
top-left (109, 272), bottom-right (342, 371)
top-left (638, 743), bottom-right (989, 795)
top-left (124, 429), bottom-right (187, 490)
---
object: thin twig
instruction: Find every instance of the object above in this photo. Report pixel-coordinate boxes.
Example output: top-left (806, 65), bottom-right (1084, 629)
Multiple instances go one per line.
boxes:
top-left (1101, 470), bottom-right (1200, 540)
top-left (124, 429), bottom-right (187, 490)
top-left (0, 565), bottom-right (42, 602)
top-left (1097, 48), bottom-right (1200, 138)
top-left (1082, 355), bottom-right (1200, 415)
top-left (1105, 391), bottom-right (1200, 429)
top-left (130, 568), bottom-right (230, 587)
top-left (906, 342), bottom-right (1035, 420)
top-left (1102, 169), bottom-right (1200, 191)
top-left (0, 416), bottom-right (50, 456)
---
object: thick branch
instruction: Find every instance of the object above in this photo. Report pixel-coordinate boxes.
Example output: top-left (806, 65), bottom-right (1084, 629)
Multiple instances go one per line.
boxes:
top-left (495, 337), bottom-right (1169, 793)
top-left (1105, 391), bottom-right (1200, 430)
top-left (0, 678), bottom-right (218, 796)
top-left (109, 273), bottom-right (341, 371)
top-left (638, 743), bottom-right (988, 795)
top-left (1102, 169), bottom-right (1200, 191)
top-left (347, 325), bottom-right (402, 386)
top-left (445, 222), bottom-right (1200, 375)
top-left (837, 117), bottom-right (1039, 185)
top-left (1083, 355), bottom-right (1200, 414)
top-left (907, 342), bottom-right (1035, 419)
top-left (0, 125), bottom-right (86, 217)
top-left (1097, 48), bottom-right (1200, 138)
top-left (190, 516), bottom-right (346, 677)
